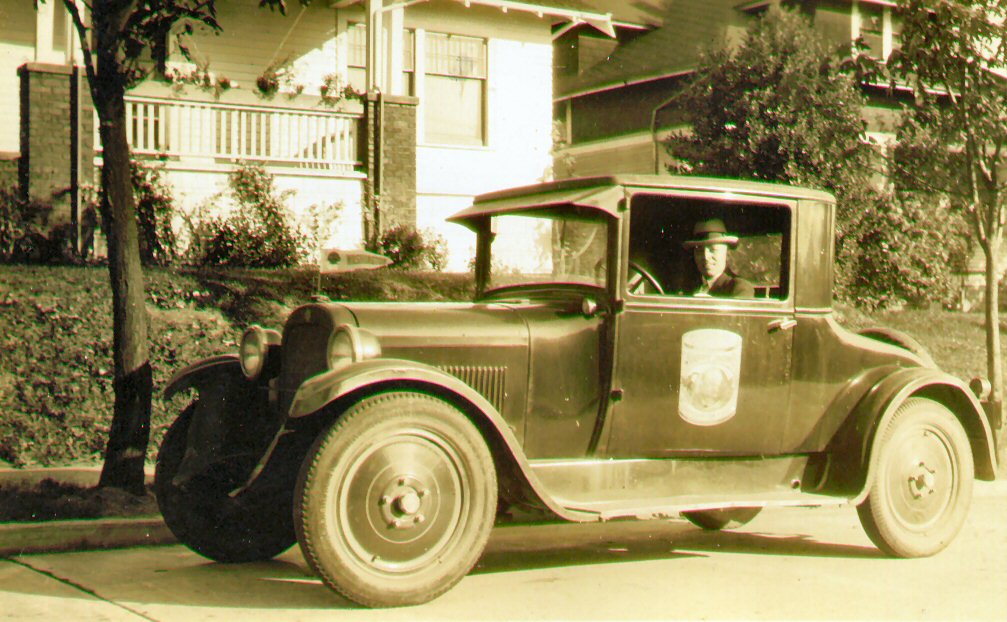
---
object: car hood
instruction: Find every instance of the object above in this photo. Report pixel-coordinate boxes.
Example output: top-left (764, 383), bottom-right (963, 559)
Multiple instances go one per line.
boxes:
top-left (338, 301), bottom-right (531, 355)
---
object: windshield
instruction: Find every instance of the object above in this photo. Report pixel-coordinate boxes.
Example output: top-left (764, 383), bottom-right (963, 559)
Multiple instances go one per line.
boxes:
top-left (485, 211), bottom-right (609, 291)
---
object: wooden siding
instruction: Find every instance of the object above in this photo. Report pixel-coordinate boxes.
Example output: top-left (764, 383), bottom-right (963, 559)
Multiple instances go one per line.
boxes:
top-left (0, 3), bottom-right (36, 154)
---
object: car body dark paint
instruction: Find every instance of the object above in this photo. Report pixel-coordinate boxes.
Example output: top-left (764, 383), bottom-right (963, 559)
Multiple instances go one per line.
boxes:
top-left (164, 175), bottom-right (997, 525)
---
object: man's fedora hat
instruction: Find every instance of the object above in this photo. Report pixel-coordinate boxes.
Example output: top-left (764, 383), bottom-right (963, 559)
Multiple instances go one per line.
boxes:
top-left (683, 218), bottom-right (739, 248)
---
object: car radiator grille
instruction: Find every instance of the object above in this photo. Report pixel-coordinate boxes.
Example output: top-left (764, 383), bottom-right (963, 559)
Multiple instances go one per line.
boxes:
top-left (439, 365), bottom-right (506, 413)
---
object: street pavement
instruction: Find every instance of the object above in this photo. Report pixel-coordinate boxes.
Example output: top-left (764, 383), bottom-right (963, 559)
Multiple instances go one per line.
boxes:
top-left (1, 481), bottom-right (1005, 621)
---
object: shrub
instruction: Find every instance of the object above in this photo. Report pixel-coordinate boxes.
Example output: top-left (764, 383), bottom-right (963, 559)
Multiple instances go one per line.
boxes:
top-left (846, 193), bottom-right (963, 310)
top-left (368, 225), bottom-right (448, 271)
top-left (131, 162), bottom-right (178, 266)
top-left (0, 186), bottom-right (79, 264)
top-left (188, 162), bottom-right (305, 267)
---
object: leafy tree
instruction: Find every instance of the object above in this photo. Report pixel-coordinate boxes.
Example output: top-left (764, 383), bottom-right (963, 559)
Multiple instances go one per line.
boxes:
top-left (40, 0), bottom-right (306, 494)
top-left (664, 6), bottom-right (874, 246)
top-left (886, 0), bottom-right (1007, 452)
top-left (663, 5), bottom-right (959, 308)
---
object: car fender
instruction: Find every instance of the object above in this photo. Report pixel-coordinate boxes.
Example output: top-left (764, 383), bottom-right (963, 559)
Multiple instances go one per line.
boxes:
top-left (161, 354), bottom-right (282, 489)
top-left (286, 358), bottom-right (598, 522)
top-left (818, 366), bottom-right (997, 501)
top-left (163, 354), bottom-right (243, 400)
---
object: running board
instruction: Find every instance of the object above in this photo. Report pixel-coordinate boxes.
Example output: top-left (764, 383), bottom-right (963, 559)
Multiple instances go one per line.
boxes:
top-left (528, 454), bottom-right (851, 522)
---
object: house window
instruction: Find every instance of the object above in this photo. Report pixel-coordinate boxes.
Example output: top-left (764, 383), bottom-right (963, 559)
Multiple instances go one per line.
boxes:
top-left (347, 22), bottom-right (367, 93)
top-left (852, 1), bottom-right (898, 61)
top-left (402, 29), bottom-right (415, 96)
top-left (423, 32), bottom-right (487, 146)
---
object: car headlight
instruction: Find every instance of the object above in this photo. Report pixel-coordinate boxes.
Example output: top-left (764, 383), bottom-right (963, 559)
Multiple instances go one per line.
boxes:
top-left (239, 326), bottom-right (281, 380)
top-left (327, 325), bottom-right (381, 371)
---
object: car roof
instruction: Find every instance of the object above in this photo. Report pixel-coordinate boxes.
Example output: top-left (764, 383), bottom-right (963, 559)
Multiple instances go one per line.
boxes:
top-left (447, 175), bottom-right (836, 225)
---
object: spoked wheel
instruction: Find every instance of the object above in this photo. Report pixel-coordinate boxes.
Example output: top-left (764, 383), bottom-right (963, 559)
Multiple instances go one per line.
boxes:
top-left (295, 391), bottom-right (497, 608)
top-left (683, 507), bottom-right (762, 531)
top-left (155, 404), bottom-right (296, 563)
top-left (857, 398), bottom-right (973, 558)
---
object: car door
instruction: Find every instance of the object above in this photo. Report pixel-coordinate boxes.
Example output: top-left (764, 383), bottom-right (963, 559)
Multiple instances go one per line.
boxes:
top-left (601, 193), bottom-right (796, 457)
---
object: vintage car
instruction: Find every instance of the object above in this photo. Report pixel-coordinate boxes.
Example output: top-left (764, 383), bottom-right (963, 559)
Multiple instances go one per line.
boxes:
top-left (156, 175), bottom-right (1000, 608)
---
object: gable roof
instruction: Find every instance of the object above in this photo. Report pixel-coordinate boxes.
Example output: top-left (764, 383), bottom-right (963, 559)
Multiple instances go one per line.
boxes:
top-left (557, 0), bottom-right (742, 99)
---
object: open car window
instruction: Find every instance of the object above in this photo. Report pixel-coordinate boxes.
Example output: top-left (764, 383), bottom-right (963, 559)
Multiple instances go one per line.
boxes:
top-left (486, 209), bottom-right (608, 291)
top-left (627, 194), bottom-right (792, 300)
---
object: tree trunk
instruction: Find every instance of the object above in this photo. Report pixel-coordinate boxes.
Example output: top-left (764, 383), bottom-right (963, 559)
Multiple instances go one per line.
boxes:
top-left (89, 15), bottom-right (152, 495)
top-left (982, 239), bottom-right (1005, 465)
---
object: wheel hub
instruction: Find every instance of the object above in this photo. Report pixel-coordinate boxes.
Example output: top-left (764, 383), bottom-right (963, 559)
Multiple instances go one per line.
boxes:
top-left (379, 476), bottom-right (430, 530)
top-left (907, 461), bottom-right (937, 499)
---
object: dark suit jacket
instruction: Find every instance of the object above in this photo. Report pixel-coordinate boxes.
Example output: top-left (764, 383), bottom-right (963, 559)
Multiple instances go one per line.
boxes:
top-left (703, 271), bottom-right (755, 298)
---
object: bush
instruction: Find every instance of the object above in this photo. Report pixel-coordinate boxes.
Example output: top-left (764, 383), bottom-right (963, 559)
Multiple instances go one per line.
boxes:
top-left (0, 187), bottom-right (71, 264)
top-left (132, 162), bottom-right (178, 266)
top-left (187, 162), bottom-right (305, 267)
top-left (368, 225), bottom-right (448, 271)
top-left (846, 193), bottom-right (963, 310)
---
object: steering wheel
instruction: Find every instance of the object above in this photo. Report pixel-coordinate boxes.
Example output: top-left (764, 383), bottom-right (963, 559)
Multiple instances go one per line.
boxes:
top-left (627, 261), bottom-right (664, 295)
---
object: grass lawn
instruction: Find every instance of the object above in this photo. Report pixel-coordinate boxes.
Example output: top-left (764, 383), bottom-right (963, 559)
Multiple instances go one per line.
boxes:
top-left (838, 305), bottom-right (1006, 384)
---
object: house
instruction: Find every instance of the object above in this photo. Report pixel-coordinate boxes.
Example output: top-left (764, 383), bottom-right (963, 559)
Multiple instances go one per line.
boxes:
top-left (552, 0), bottom-right (905, 178)
top-left (0, 0), bottom-right (615, 270)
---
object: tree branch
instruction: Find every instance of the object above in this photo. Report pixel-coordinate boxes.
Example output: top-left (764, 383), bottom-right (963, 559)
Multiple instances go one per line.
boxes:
top-left (63, 0), bottom-right (97, 88)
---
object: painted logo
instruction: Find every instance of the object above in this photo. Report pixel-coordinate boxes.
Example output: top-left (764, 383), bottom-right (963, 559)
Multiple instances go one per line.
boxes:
top-left (679, 328), bottom-right (742, 426)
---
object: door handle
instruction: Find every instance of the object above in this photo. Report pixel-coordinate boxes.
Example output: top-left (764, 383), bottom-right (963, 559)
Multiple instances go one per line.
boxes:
top-left (768, 318), bottom-right (797, 333)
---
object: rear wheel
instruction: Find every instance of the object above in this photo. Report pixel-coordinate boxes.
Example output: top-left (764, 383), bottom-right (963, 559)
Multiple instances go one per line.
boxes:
top-left (295, 391), bottom-right (497, 607)
top-left (683, 507), bottom-right (762, 531)
top-left (857, 398), bottom-right (973, 558)
top-left (155, 404), bottom-right (296, 563)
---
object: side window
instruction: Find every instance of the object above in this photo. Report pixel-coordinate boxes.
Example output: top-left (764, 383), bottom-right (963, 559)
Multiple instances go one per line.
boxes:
top-left (627, 195), bottom-right (791, 301)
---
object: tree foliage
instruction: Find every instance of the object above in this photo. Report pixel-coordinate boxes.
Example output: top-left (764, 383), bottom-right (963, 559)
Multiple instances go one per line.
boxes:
top-left (664, 7), bottom-right (876, 294)
top-left (885, 0), bottom-right (1007, 440)
top-left (37, 0), bottom-right (309, 493)
top-left (663, 5), bottom-right (961, 308)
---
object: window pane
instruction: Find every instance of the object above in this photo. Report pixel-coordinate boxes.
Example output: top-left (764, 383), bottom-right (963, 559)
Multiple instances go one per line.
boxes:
top-left (348, 22), bottom-right (366, 68)
top-left (424, 74), bottom-right (484, 145)
top-left (488, 213), bottom-right (608, 290)
top-left (426, 32), bottom-right (486, 78)
top-left (403, 29), bottom-right (414, 72)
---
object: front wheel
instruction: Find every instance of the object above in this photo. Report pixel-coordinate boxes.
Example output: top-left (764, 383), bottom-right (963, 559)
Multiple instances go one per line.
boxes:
top-left (155, 404), bottom-right (296, 563)
top-left (856, 398), bottom-right (973, 558)
top-left (295, 391), bottom-right (497, 607)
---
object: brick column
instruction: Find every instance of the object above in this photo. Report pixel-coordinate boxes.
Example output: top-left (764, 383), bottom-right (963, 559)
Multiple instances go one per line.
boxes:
top-left (364, 92), bottom-right (418, 241)
top-left (18, 62), bottom-right (94, 255)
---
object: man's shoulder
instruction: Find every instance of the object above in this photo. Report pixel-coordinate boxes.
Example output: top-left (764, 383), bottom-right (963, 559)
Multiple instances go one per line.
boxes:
top-left (714, 273), bottom-right (755, 297)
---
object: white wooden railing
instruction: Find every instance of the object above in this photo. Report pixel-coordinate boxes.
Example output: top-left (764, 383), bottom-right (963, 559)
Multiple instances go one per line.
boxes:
top-left (107, 95), bottom-right (363, 172)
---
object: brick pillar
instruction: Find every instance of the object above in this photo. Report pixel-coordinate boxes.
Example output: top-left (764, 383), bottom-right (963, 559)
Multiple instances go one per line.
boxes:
top-left (364, 92), bottom-right (418, 242)
top-left (18, 62), bottom-right (94, 255)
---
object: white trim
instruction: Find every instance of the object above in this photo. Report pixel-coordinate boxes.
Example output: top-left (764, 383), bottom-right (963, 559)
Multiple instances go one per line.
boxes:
top-left (332, 0), bottom-right (614, 36)
top-left (556, 69), bottom-right (694, 101)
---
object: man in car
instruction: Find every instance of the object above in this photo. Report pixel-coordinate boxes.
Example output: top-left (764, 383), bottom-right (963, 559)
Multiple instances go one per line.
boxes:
top-left (683, 218), bottom-right (755, 298)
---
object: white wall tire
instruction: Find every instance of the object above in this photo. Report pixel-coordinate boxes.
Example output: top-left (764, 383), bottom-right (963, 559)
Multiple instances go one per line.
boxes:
top-left (857, 398), bottom-right (973, 558)
top-left (295, 391), bottom-right (497, 607)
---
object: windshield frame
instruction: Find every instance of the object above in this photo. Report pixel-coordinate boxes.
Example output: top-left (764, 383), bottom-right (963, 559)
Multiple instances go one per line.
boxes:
top-left (473, 205), bottom-right (618, 301)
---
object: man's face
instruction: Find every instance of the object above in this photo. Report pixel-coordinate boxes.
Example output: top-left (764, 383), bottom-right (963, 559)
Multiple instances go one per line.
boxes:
top-left (694, 243), bottom-right (728, 281)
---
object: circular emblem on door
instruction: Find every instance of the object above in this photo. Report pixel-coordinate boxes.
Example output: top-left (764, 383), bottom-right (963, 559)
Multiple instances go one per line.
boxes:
top-left (679, 329), bottom-right (742, 426)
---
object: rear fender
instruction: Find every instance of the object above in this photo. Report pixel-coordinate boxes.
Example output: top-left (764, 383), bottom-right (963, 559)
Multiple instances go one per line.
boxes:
top-left (283, 358), bottom-right (597, 522)
top-left (812, 367), bottom-right (997, 500)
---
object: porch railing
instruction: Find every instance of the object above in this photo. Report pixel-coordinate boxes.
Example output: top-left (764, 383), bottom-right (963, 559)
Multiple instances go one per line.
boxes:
top-left (109, 95), bottom-right (363, 172)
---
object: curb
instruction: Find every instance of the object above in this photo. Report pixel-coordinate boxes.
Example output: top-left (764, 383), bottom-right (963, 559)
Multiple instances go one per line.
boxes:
top-left (0, 465), bottom-right (170, 557)
top-left (0, 517), bottom-right (176, 557)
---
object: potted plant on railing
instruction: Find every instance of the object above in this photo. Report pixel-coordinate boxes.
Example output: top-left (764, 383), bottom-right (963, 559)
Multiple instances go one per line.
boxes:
top-left (319, 74), bottom-right (366, 108)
